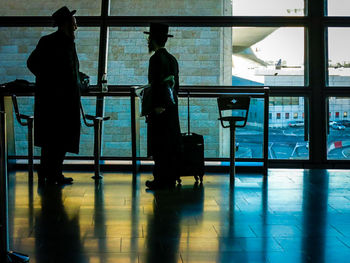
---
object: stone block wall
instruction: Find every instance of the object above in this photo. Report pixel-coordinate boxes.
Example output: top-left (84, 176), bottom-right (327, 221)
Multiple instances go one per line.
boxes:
top-left (110, 0), bottom-right (231, 16)
top-left (0, 27), bottom-right (99, 84)
top-left (108, 27), bottom-right (229, 86)
top-left (0, 27), bottom-right (100, 156)
top-left (103, 97), bottom-right (132, 157)
top-left (0, 0), bottom-right (100, 16)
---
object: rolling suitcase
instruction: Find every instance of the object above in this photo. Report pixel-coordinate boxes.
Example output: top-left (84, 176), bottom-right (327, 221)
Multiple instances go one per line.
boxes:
top-left (177, 91), bottom-right (204, 184)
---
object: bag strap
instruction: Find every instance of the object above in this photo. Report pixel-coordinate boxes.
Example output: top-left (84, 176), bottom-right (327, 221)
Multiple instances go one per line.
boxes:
top-left (187, 90), bottom-right (190, 135)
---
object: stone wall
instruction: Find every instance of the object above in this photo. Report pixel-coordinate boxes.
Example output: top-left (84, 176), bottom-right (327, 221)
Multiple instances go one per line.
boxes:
top-left (0, 27), bottom-right (100, 156)
top-left (110, 0), bottom-right (231, 16)
top-left (0, 0), bottom-right (100, 16)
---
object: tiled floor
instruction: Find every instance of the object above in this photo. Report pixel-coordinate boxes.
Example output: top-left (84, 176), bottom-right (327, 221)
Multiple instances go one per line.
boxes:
top-left (7, 169), bottom-right (350, 262)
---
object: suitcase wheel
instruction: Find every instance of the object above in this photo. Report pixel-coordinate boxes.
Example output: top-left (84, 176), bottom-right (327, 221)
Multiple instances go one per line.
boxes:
top-left (194, 175), bottom-right (199, 183)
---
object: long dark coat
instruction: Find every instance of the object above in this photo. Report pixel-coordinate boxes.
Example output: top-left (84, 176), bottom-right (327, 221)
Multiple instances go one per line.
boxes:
top-left (27, 30), bottom-right (81, 154)
top-left (147, 48), bottom-right (181, 157)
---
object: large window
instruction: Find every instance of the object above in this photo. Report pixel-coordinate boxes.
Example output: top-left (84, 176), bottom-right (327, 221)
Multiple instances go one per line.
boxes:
top-left (2, 0), bottom-right (350, 166)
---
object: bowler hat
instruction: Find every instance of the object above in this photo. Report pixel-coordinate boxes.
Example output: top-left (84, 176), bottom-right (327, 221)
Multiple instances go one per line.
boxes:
top-left (144, 23), bottom-right (173, 38)
top-left (52, 6), bottom-right (76, 27)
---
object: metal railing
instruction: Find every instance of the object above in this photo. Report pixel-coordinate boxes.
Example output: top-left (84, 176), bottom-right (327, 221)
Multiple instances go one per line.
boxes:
top-left (0, 84), bottom-right (270, 176)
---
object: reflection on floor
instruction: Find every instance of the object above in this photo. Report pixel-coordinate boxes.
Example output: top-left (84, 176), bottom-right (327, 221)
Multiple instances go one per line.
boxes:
top-left (7, 169), bottom-right (350, 263)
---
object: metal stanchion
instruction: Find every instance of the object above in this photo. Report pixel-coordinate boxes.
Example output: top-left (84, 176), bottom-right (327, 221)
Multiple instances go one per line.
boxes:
top-left (0, 111), bottom-right (30, 263)
top-left (11, 95), bottom-right (34, 179)
top-left (80, 102), bottom-right (110, 180)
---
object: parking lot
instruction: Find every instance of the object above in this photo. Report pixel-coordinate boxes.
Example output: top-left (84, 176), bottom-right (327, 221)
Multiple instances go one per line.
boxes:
top-left (235, 124), bottom-right (350, 160)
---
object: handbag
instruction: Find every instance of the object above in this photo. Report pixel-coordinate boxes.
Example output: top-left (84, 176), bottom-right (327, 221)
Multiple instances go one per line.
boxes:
top-left (137, 75), bottom-right (176, 117)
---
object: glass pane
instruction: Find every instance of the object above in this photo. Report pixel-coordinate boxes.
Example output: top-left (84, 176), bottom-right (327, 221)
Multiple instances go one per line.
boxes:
top-left (269, 97), bottom-right (309, 159)
top-left (108, 27), bottom-right (304, 87)
top-left (327, 0), bottom-right (350, 16)
top-left (102, 97), bottom-right (132, 157)
top-left (327, 97), bottom-right (350, 160)
top-left (10, 96), bottom-right (95, 157)
top-left (108, 27), bottom-right (304, 86)
top-left (140, 97), bottom-right (265, 159)
top-left (0, 1), bottom-right (101, 16)
top-left (11, 96), bottom-right (39, 156)
top-left (75, 28), bottom-right (100, 85)
top-left (110, 0), bottom-right (305, 16)
top-left (110, 0), bottom-right (232, 16)
top-left (67, 97), bottom-right (96, 157)
top-left (328, 28), bottom-right (350, 86)
top-left (0, 27), bottom-right (99, 85)
top-left (233, 0), bottom-right (304, 16)
top-left (107, 27), bottom-right (232, 86)
top-left (0, 27), bottom-right (51, 84)
top-left (232, 27), bottom-right (305, 86)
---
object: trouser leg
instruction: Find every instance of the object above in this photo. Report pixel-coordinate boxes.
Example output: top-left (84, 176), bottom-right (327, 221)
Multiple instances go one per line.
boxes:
top-left (153, 149), bottom-right (177, 185)
top-left (38, 146), bottom-right (50, 181)
top-left (54, 149), bottom-right (66, 177)
top-left (39, 145), bottom-right (66, 180)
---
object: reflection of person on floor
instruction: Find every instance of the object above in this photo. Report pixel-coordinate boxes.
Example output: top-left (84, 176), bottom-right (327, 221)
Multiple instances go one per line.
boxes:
top-left (35, 185), bottom-right (86, 263)
top-left (144, 23), bottom-right (182, 190)
top-left (146, 185), bottom-right (204, 263)
top-left (27, 6), bottom-right (82, 185)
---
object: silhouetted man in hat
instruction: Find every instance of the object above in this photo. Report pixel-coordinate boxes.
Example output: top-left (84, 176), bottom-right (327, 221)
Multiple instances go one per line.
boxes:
top-left (27, 6), bottom-right (81, 184)
top-left (144, 23), bottom-right (182, 190)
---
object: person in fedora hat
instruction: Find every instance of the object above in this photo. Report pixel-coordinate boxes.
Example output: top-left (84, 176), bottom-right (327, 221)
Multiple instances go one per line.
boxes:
top-left (144, 23), bottom-right (182, 190)
top-left (27, 6), bottom-right (81, 185)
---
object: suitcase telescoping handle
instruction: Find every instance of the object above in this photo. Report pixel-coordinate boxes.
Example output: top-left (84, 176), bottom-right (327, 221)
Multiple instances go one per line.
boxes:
top-left (187, 90), bottom-right (191, 135)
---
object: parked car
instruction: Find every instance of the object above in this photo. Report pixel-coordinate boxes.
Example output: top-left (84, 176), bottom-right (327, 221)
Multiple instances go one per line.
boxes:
top-left (331, 123), bottom-right (346, 130)
top-left (338, 120), bottom-right (350, 127)
top-left (288, 121), bottom-right (304, 127)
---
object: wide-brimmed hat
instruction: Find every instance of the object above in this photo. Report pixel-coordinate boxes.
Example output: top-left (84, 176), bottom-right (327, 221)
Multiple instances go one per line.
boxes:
top-left (144, 23), bottom-right (173, 38)
top-left (52, 6), bottom-right (76, 27)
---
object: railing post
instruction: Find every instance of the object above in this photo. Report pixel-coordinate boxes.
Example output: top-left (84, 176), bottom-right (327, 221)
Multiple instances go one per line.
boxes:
top-left (0, 111), bottom-right (9, 263)
top-left (229, 124), bottom-right (236, 188)
top-left (263, 88), bottom-right (269, 178)
top-left (1, 111), bottom-right (30, 263)
top-left (92, 119), bottom-right (103, 180)
top-left (130, 88), bottom-right (140, 180)
top-left (27, 117), bottom-right (34, 180)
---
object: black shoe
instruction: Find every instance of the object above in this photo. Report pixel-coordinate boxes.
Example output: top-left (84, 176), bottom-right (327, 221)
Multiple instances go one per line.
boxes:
top-left (145, 180), bottom-right (175, 190)
top-left (38, 175), bottom-right (46, 185)
top-left (37, 169), bottom-right (46, 184)
top-left (56, 175), bottom-right (73, 184)
top-left (145, 180), bottom-right (158, 189)
top-left (47, 175), bottom-right (73, 185)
